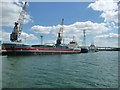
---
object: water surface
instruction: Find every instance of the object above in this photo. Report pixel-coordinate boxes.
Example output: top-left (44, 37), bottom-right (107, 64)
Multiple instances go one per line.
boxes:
top-left (1, 51), bottom-right (118, 88)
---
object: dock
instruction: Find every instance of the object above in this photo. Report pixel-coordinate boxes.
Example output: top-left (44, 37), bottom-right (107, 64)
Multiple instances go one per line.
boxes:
top-left (97, 47), bottom-right (120, 51)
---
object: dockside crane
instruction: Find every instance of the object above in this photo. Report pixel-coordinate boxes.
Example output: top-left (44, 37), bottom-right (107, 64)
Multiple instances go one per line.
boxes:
top-left (56, 18), bottom-right (64, 45)
top-left (10, 1), bottom-right (27, 42)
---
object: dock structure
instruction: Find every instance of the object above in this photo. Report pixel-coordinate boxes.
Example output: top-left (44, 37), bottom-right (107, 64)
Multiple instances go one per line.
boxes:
top-left (97, 47), bottom-right (120, 51)
top-left (79, 46), bottom-right (120, 51)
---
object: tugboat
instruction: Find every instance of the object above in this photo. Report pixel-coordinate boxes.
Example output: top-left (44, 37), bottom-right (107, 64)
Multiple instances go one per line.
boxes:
top-left (2, 1), bottom-right (81, 56)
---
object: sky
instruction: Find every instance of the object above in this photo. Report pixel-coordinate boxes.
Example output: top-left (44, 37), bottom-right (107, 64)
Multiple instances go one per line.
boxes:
top-left (0, 0), bottom-right (120, 47)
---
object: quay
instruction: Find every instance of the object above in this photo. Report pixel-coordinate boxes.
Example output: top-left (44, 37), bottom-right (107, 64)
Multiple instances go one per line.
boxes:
top-left (97, 47), bottom-right (120, 51)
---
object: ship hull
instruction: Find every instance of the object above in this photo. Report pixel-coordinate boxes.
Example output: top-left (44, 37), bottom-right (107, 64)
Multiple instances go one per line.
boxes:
top-left (81, 47), bottom-right (88, 53)
top-left (2, 43), bottom-right (81, 56)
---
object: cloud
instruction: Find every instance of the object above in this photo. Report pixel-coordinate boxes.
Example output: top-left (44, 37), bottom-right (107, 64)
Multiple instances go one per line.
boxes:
top-left (31, 21), bottom-right (109, 36)
top-left (20, 32), bottom-right (38, 41)
top-left (88, 0), bottom-right (119, 47)
top-left (88, 0), bottom-right (118, 11)
top-left (0, 30), bottom-right (10, 42)
top-left (95, 33), bottom-right (119, 39)
top-left (1, 0), bottom-right (19, 2)
top-left (101, 10), bottom-right (118, 23)
top-left (71, 21), bottom-right (109, 34)
top-left (31, 25), bottom-right (52, 34)
top-left (88, 0), bottom-right (119, 23)
top-left (31, 21), bottom-right (110, 44)
top-left (1, 0), bottom-right (31, 26)
top-left (94, 33), bottom-right (119, 47)
top-left (1, 30), bottom-right (38, 42)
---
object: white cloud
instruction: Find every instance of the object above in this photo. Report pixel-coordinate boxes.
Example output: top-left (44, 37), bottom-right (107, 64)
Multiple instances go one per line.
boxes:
top-left (31, 21), bottom-right (109, 45)
top-left (1, 30), bottom-right (38, 43)
top-left (88, 0), bottom-right (118, 12)
top-left (1, 1), bottom-right (31, 26)
top-left (88, 0), bottom-right (119, 46)
top-left (94, 33), bottom-right (119, 47)
top-left (20, 32), bottom-right (38, 41)
top-left (31, 21), bottom-right (109, 36)
top-left (31, 25), bottom-right (52, 34)
top-left (1, 0), bottom-right (19, 2)
top-left (101, 10), bottom-right (118, 23)
top-left (0, 30), bottom-right (10, 42)
top-left (88, 0), bottom-right (119, 23)
top-left (95, 33), bottom-right (119, 39)
top-left (71, 21), bottom-right (109, 34)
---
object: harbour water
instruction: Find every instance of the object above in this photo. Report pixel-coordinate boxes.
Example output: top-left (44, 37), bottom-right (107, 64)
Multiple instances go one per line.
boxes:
top-left (0, 51), bottom-right (118, 88)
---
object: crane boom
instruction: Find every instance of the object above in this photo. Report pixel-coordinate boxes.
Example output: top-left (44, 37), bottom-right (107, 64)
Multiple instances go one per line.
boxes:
top-left (56, 18), bottom-right (64, 45)
top-left (60, 18), bottom-right (64, 34)
top-left (17, 1), bottom-right (27, 33)
top-left (10, 1), bottom-right (27, 42)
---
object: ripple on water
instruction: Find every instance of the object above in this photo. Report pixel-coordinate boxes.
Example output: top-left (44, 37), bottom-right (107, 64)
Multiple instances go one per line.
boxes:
top-left (1, 51), bottom-right (118, 88)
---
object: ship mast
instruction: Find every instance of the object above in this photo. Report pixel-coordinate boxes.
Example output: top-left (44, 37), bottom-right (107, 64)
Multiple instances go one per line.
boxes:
top-left (10, 1), bottom-right (27, 42)
top-left (56, 18), bottom-right (64, 45)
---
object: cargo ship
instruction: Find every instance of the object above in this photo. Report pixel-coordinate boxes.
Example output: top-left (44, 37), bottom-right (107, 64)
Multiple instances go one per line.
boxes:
top-left (2, 1), bottom-right (81, 55)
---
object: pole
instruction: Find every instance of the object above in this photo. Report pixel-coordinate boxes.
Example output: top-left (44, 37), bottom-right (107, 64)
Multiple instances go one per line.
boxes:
top-left (40, 35), bottom-right (43, 45)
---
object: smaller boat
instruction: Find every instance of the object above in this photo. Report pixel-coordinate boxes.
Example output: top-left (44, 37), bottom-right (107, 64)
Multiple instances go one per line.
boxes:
top-left (68, 36), bottom-right (88, 53)
top-left (88, 44), bottom-right (98, 52)
top-left (68, 37), bottom-right (78, 49)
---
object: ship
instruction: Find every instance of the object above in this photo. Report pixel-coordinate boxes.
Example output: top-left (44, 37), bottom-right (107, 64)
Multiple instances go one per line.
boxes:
top-left (2, 1), bottom-right (81, 56)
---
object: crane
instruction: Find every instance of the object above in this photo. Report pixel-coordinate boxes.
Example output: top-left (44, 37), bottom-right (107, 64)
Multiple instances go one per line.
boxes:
top-left (83, 29), bottom-right (86, 46)
top-left (10, 1), bottom-right (27, 42)
top-left (56, 18), bottom-right (64, 45)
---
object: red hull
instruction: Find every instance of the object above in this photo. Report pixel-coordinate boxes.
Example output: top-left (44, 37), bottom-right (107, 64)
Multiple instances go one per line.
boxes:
top-left (2, 43), bottom-right (81, 55)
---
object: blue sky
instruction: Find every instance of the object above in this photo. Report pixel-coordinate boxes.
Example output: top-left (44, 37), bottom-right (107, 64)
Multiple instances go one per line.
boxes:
top-left (1, 0), bottom-right (119, 47)
top-left (27, 2), bottom-right (102, 25)
top-left (25, 2), bottom-right (102, 44)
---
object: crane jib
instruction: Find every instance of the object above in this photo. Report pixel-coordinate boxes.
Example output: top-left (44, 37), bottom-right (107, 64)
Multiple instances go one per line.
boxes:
top-left (10, 1), bottom-right (27, 42)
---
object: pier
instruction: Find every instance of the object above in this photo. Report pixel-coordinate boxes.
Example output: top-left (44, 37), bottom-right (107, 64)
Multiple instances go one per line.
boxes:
top-left (78, 45), bottom-right (120, 51)
top-left (96, 47), bottom-right (120, 51)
